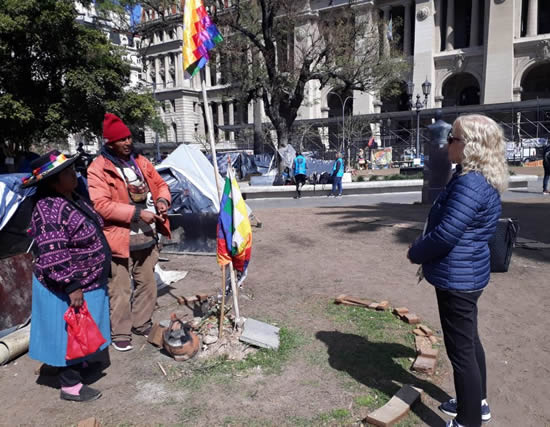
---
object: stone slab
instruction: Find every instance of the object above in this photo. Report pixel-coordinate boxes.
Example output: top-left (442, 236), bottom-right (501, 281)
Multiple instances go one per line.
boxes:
top-left (240, 318), bottom-right (280, 350)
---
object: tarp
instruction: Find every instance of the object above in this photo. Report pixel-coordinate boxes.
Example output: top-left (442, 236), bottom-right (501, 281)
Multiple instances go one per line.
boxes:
top-left (156, 145), bottom-right (224, 253)
top-left (0, 174), bottom-right (35, 232)
top-left (157, 144), bottom-right (221, 213)
top-left (210, 151), bottom-right (274, 180)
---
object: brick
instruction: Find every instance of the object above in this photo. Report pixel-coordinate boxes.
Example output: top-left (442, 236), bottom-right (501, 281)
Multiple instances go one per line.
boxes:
top-left (429, 335), bottom-right (439, 345)
top-left (376, 300), bottom-right (390, 311)
top-left (415, 336), bottom-right (432, 355)
top-left (335, 295), bottom-right (371, 307)
top-left (77, 418), bottom-right (101, 427)
top-left (420, 347), bottom-right (439, 359)
top-left (364, 385), bottom-right (423, 427)
top-left (418, 324), bottom-right (433, 336)
top-left (147, 323), bottom-right (167, 347)
top-left (413, 328), bottom-right (427, 337)
top-left (402, 313), bottom-right (421, 324)
top-left (196, 293), bottom-right (209, 302)
top-left (184, 295), bottom-right (198, 304)
top-left (368, 302), bottom-right (379, 310)
top-left (393, 307), bottom-right (409, 316)
top-left (411, 355), bottom-right (436, 375)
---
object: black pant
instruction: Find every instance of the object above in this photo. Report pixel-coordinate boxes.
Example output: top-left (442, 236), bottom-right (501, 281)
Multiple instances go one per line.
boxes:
top-left (436, 288), bottom-right (486, 427)
top-left (58, 364), bottom-right (82, 387)
top-left (295, 174), bottom-right (306, 197)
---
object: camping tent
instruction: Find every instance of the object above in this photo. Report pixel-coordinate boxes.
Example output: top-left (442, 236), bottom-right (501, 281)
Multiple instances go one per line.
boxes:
top-left (156, 145), bottom-right (223, 253)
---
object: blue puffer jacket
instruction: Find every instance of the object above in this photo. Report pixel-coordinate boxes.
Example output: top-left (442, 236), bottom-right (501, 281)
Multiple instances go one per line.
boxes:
top-left (409, 168), bottom-right (501, 291)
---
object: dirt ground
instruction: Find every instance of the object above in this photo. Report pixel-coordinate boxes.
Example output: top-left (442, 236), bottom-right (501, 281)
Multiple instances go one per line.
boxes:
top-left (1, 196), bottom-right (550, 426)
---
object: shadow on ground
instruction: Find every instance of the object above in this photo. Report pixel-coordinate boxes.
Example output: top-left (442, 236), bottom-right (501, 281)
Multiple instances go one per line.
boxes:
top-left (36, 348), bottom-right (111, 390)
top-left (316, 330), bottom-right (449, 426)
top-left (317, 200), bottom-right (550, 263)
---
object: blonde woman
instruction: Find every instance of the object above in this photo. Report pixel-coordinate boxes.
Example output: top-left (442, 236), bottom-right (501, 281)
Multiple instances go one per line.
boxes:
top-left (407, 115), bottom-right (508, 427)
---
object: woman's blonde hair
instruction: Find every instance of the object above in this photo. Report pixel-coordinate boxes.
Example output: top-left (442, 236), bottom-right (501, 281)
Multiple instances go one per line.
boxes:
top-left (454, 114), bottom-right (508, 193)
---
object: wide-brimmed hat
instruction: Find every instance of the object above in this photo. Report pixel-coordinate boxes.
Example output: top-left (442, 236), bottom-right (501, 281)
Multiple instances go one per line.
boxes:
top-left (21, 150), bottom-right (79, 188)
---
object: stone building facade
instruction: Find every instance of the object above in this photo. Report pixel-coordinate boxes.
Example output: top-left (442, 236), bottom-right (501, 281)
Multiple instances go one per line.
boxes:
top-left (139, 0), bottom-right (550, 148)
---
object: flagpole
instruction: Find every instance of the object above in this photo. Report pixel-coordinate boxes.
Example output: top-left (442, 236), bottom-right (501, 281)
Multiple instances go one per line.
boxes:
top-left (200, 69), bottom-right (222, 201)
top-left (226, 156), bottom-right (242, 326)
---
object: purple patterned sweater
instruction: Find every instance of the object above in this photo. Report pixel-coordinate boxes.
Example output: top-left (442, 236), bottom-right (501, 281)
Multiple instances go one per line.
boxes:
top-left (31, 196), bottom-right (111, 294)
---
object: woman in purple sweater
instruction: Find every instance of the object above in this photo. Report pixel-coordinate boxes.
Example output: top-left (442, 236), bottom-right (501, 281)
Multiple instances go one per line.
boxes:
top-left (24, 150), bottom-right (111, 402)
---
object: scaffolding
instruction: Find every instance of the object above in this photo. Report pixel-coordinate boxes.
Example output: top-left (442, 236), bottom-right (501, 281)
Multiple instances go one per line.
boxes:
top-left (218, 98), bottom-right (550, 164)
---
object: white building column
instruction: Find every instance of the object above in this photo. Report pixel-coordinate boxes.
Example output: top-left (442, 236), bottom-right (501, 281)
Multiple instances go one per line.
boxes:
top-left (446, 0), bottom-right (455, 50)
top-left (217, 103), bottom-right (224, 141)
top-left (514, 0), bottom-right (523, 38)
top-left (228, 101), bottom-right (235, 141)
top-left (155, 56), bottom-right (161, 87)
top-left (434, 0), bottom-right (442, 52)
top-left (164, 55), bottom-right (171, 87)
top-left (526, 0), bottom-right (538, 37)
top-left (404, 2), bottom-right (412, 56)
top-left (412, 0), bottom-right (436, 108)
top-left (351, 1), bottom-right (376, 115)
top-left (470, 0), bottom-right (479, 46)
top-left (482, 0), bottom-right (514, 103)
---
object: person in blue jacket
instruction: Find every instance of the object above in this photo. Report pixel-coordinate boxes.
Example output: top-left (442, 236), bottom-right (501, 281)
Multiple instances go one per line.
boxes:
top-left (408, 115), bottom-right (508, 427)
top-left (329, 152), bottom-right (345, 196)
top-left (293, 152), bottom-right (307, 198)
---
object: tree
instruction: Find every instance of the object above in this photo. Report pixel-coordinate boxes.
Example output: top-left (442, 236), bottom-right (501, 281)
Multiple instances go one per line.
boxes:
top-left (208, 0), bottom-right (408, 155)
top-left (0, 0), bottom-right (162, 153)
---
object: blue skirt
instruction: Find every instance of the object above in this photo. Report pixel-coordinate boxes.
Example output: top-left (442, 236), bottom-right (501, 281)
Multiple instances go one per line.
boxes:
top-left (29, 276), bottom-right (111, 367)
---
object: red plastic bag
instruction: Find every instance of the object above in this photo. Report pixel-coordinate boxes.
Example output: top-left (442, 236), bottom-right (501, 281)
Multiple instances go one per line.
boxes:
top-left (64, 301), bottom-right (106, 360)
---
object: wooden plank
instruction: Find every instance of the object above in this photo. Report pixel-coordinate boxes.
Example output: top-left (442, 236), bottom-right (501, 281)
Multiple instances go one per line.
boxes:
top-left (364, 385), bottom-right (422, 426)
top-left (77, 418), bottom-right (101, 427)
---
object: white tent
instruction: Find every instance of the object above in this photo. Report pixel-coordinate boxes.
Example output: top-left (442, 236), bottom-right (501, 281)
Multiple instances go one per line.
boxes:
top-left (157, 144), bottom-right (222, 212)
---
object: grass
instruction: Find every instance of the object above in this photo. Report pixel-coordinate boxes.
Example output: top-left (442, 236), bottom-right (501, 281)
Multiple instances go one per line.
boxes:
top-left (322, 303), bottom-right (419, 397)
top-left (173, 327), bottom-right (304, 389)
top-left (289, 408), bottom-right (353, 426)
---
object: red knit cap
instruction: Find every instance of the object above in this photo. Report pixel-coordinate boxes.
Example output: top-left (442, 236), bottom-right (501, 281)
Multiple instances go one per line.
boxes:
top-left (103, 113), bottom-right (131, 143)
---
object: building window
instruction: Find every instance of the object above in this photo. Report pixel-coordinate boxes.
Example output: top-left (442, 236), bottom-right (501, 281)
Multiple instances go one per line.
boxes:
top-left (171, 99), bottom-right (176, 112)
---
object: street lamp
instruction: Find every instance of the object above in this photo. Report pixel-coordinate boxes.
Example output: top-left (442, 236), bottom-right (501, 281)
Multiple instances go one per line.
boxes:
top-left (407, 78), bottom-right (432, 161)
top-left (328, 92), bottom-right (354, 168)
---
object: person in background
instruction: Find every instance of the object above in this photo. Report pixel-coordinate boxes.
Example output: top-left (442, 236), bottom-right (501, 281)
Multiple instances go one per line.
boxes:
top-left (25, 150), bottom-right (111, 402)
top-left (87, 113), bottom-right (171, 352)
top-left (293, 152), bottom-right (307, 198)
top-left (542, 143), bottom-right (550, 194)
top-left (329, 152), bottom-right (345, 197)
top-left (408, 114), bottom-right (508, 427)
top-left (357, 148), bottom-right (366, 170)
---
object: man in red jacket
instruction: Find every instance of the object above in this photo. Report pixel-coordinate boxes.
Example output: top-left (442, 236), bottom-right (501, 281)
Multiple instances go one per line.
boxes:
top-left (88, 113), bottom-right (171, 352)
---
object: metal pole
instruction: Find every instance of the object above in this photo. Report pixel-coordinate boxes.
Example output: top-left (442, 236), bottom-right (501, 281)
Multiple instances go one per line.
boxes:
top-left (416, 109), bottom-right (420, 158)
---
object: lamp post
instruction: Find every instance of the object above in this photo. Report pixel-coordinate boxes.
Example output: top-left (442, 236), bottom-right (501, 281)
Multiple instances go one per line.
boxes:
top-left (407, 78), bottom-right (432, 161)
top-left (328, 92), bottom-right (354, 168)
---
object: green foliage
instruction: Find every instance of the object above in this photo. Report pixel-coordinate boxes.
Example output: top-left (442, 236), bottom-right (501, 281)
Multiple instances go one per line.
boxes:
top-left (0, 0), bottom-right (160, 151)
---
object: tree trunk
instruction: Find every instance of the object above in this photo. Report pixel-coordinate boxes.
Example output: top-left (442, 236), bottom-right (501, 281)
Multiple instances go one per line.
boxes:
top-left (275, 124), bottom-right (290, 172)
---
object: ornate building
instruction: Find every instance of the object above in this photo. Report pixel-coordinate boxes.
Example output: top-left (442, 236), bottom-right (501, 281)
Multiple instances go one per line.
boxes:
top-left (139, 0), bottom-right (550, 148)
